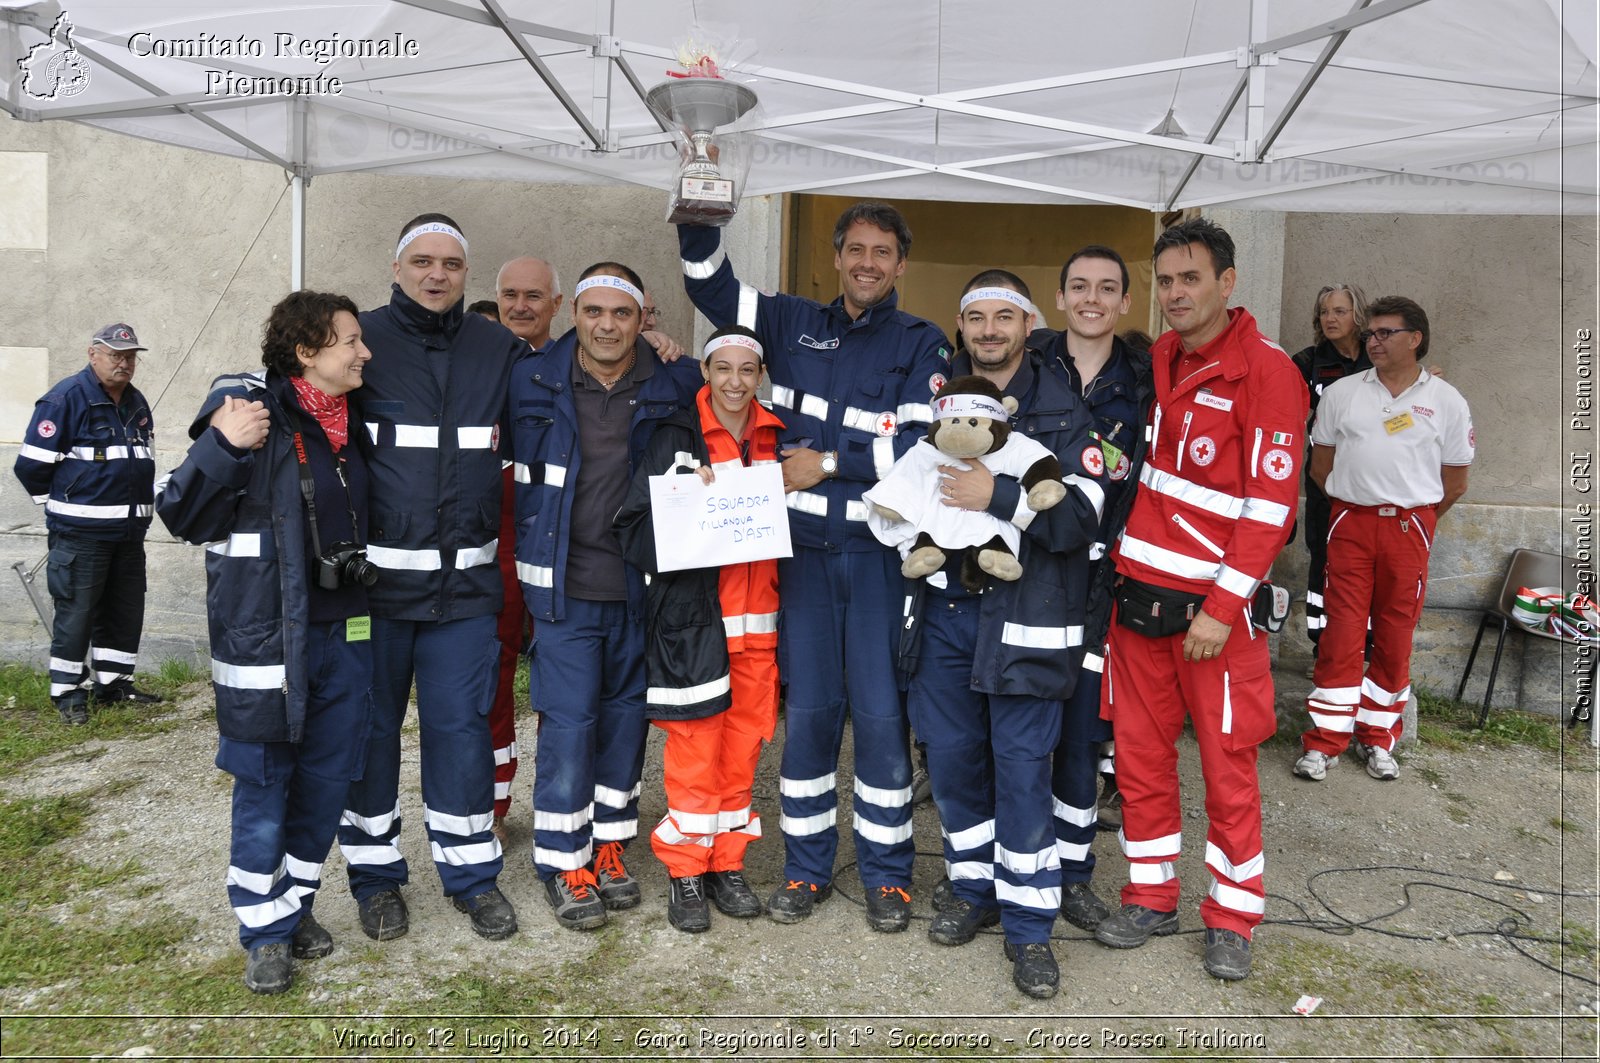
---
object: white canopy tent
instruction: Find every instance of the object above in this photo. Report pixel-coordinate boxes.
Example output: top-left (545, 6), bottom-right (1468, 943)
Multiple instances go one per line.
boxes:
top-left (2, 0), bottom-right (1595, 283)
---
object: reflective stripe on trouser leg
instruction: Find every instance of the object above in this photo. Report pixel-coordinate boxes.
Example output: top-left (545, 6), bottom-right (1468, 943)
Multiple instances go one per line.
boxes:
top-left (710, 648), bottom-right (779, 872)
top-left (1355, 505), bottom-right (1433, 753)
top-left (413, 614), bottom-right (503, 899)
top-left (652, 714), bottom-right (727, 877)
top-left (489, 562), bottom-right (523, 818)
top-left (227, 624), bottom-right (373, 948)
top-left (1303, 480), bottom-right (1331, 646)
top-left (1052, 667), bottom-right (1109, 880)
top-left (44, 534), bottom-right (107, 701)
top-left (490, 463), bottom-right (524, 819)
top-left (1105, 617), bottom-right (1190, 913)
top-left (776, 548), bottom-right (911, 887)
top-left (1307, 504), bottom-right (1382, 757)
top-left (341, 616), bottom-right (415, 900)
top-left (991, 693), bottom-right (1063, 944)
top-left (842, 549), bottom-right (914, 886)
top-left (88, 538), bottom-right (146, 686)
top-left (529, 599), bottom-right (646, 878)
top-left (907, 595), bottom-right (995, 908)
top-left (1184, 629), bottom-right (1273, 937)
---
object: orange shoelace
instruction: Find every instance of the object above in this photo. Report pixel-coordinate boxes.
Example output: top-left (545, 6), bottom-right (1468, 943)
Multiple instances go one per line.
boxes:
top-left (878, 886), bottom-right (911, 903)
top-left (560, 868), bottom-right (598, 899)
top-left (784, 879), bottom-right (817, 893)
top-left (594, 842), bottom-right (628, 880)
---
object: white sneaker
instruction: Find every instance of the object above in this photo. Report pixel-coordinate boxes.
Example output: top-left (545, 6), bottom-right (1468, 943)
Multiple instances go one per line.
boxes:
top-left (1360, 743), bottom-right (1399, 780)
top-left (1292, 749), bottom-right (1336, 781)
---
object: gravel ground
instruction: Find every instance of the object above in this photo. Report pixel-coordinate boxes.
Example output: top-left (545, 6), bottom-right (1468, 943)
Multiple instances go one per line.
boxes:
top-left (3, 667), bottom-right (1598, 1061)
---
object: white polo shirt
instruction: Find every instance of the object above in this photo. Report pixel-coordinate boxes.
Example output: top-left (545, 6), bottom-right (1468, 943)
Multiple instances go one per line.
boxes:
top-left (1312, 367), bottom-right (1474, 508)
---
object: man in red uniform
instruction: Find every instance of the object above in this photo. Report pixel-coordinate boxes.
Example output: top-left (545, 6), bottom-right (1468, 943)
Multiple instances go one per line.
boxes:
top-left (1094, 218), bottom-right (1307, 981)
top-left (1293, 297), bottom-right (1472, 782)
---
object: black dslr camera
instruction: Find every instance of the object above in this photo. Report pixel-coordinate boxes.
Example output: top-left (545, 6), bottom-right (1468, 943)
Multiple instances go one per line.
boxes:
top-left (315, 541), bottom-right (378, 590)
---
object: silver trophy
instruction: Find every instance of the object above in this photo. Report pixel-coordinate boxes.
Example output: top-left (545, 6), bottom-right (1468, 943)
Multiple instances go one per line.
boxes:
top-left (646, 77), bottom-right (758, 225)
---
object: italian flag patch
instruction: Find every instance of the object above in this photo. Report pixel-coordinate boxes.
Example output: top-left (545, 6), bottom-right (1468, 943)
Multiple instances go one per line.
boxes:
top-left (1271, 431), bottom-right (1293, 445)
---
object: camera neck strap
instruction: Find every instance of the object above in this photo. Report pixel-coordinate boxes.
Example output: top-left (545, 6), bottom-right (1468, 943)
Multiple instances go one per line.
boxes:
top-left (279, 396), bottom-right (359, 562)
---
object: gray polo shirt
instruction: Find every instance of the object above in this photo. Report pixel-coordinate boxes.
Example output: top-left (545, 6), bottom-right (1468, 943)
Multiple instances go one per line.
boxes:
top-left (565, 346), bottom-right (651, 601)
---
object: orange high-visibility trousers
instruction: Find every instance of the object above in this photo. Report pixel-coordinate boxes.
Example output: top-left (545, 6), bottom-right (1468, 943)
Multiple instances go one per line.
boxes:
top-left (650, 649), bottom-right (778, 877)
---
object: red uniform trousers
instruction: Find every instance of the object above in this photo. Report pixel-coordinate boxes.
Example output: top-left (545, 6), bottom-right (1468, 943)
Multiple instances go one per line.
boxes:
top-left (1103, 610), bottom-right (1274, 937)
top-left (489, 464), bottom-right (526, 820)
top-left (1302, 502), bottom-right (1436, 756)
top-left (650, 648), bottom-right (778, 878)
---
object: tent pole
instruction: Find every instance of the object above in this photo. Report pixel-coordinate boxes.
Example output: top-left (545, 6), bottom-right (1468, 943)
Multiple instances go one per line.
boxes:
top-left (290, 99), bottom-right (308, 290)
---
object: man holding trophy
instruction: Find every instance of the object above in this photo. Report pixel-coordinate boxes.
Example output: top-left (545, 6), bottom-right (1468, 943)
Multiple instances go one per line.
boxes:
top-left (656, 59), bottom-right (952, 933)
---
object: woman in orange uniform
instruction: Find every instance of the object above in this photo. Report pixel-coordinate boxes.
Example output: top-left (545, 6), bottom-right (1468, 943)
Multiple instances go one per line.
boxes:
top-left (615, 325), bottom-right (784, 933)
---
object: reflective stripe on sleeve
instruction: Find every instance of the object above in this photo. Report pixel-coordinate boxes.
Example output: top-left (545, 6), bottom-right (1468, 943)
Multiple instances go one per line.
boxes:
top-left (681, 250), bottom-right (726, 280)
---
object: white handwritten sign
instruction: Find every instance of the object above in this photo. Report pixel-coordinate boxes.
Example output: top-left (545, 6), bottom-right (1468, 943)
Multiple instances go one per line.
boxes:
top-left (648, 461), bottom-right (792, 572)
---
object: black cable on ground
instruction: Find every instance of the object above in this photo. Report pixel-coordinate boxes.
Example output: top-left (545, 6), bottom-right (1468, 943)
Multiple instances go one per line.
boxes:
top-left (830, 856), bottom-right (1599, 986)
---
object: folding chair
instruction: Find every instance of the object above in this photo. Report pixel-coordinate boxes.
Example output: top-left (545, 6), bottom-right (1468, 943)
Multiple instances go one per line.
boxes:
top-left (1455, 548), bottom-right (1598, 736)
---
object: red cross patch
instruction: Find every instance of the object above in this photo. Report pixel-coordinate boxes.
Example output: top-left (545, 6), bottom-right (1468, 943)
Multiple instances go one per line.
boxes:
top-left (1189, 435), bottom-right (1216, 467)
top-left (876, 412), bottom-right (897, 436)
top-left (36, 419), bottom-right (56, 439)
top-left (929, 372), bottom-right (947, 396)
top-left (490, 423), bottom-right (500, 451)
top-left (1263, 447), bottom-right (1294, 480)
top-left (1081, 445), bottom-right (1104, 476)
top-left (1109, 452), bottom-right (1131, 481)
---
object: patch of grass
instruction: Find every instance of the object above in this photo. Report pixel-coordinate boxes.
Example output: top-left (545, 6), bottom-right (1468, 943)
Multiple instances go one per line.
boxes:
top-left (1414, 687), bottom-right (1564, 752)
top-left (0, 664), bottom-right (191, 777)
top-left (1514, 826), bottom-right (1550, 845)
top-left (1565, 921), bottom-right (1598, 964)
top-left (1413, 764), bottom-right (1445, 786)
top-left (156, 656), bottom-right (206, 685)
top-left (1551, 816), bottom-right (1579, 833)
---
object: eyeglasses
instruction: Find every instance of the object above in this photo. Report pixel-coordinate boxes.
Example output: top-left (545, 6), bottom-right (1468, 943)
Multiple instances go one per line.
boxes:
top-left (1359, 327), bottom-right (1417, 346)
top-left (97, 349), bottom-right (140, 364)
top-left (643, 307), bottom-right (661, 325)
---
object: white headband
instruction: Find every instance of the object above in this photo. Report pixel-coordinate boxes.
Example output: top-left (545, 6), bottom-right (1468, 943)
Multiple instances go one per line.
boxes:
top-left (395, 222), bottom-right (468, 260)
top-left (959, 286), bottom-right (1035, 316)
top-left (574, 274), bottom-right (644, 308)
top-left (702, 334), bottom-right (764, 362)
top-left (933, 393), bottom-right (1009, 423)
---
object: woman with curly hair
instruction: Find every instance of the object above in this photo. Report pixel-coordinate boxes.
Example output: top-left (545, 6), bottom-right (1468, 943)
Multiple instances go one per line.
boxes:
top-left (157, 290), bottom-right (374, 994)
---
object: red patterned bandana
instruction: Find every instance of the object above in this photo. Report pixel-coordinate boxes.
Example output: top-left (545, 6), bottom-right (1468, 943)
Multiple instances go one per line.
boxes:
top-left (290, 375), bottom-right (349, 452)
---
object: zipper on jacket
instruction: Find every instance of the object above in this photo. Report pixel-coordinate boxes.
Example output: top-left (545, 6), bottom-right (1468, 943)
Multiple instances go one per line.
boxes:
top-left (1171, 512), bottom-right (1225, 557)
top-left (1175, 411), bottom-right (1193, 472)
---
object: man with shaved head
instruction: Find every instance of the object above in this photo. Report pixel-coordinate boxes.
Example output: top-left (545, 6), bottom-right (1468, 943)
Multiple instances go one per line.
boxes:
top-left (337, 213), bottom-right (527, 945)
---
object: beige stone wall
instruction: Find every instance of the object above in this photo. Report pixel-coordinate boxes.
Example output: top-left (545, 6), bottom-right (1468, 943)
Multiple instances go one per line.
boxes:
top-left (1, 116), bottom-right (1591, 723)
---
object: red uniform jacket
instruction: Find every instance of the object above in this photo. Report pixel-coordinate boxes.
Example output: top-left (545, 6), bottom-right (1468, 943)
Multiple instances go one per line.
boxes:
top-left (1112, 307), bottom-right (1308, 627)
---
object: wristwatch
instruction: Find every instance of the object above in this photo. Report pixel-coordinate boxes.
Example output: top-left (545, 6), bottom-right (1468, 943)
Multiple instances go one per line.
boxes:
top-left (820, 450), bottom-right (838, 478)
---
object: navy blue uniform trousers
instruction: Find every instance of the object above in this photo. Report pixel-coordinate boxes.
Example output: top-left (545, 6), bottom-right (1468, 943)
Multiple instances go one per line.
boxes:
top-left (907, 593), bottom-right (1062, 943)
top-left (340, 614), bottom-right (501, 902)
top-left (527, 597), bottom-right (649, 878)
top-left (222, 621), bottom-right (371, 948)
top-left (776, 546), bottom-right (914, 888)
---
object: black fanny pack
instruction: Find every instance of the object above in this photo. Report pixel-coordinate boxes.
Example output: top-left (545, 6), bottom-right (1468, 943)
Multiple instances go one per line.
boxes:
top-left (1114, 578), bottom-right (1208, 639)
